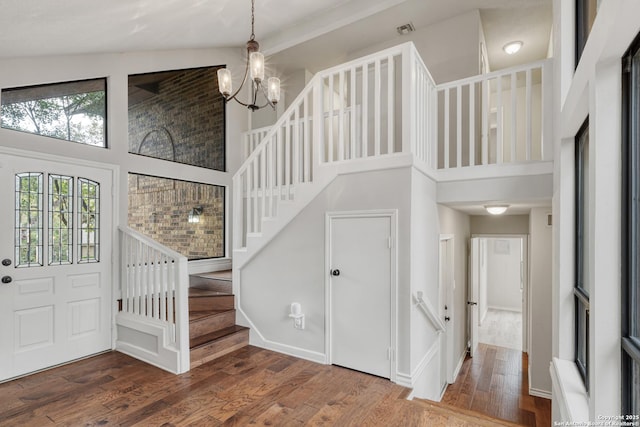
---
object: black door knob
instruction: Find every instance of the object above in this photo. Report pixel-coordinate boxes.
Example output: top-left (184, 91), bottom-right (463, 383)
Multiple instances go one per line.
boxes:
top-left (331, 269), bottom-right (340, 276)
top-left (444, 316), bottom-right (451, 322)
top-left (1, 276), bottom-right (12, 284)
top-left (1, 259), bottom-right (10, 267)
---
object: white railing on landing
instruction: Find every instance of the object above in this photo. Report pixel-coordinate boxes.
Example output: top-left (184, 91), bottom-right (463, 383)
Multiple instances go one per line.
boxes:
top-left (234, 42), bottom-right (433, 250)
top-left (235, 43), bottom-right (553, 249)
top-left (434, 59), bottom-right (552, 169)
top-left (118, 226), bottom-right (190, 373)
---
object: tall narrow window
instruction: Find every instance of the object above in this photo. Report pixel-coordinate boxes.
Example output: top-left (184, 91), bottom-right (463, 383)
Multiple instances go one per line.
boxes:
top-left (48, 175), bottom-right (73, 265)
top-left (15, 173), bottom-right (43, 267)
top-left (623, 33), bottom-right (640, 415)
top-left (78, 178), bottom-right (100, 263)
top-left (575, 119), bottom-right (590, 389)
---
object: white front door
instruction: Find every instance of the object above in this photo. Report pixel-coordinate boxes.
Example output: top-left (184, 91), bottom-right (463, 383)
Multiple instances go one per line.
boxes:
top-left (329, 213), bottom-right (393, 379)
top-left (0, 153), bottom-right (112, 382)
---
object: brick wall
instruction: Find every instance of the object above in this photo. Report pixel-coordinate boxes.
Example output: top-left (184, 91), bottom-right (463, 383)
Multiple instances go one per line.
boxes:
top-left (128, 174), bottom-right (225, 260)
top-left (128, 67), bottom-right (225, 171)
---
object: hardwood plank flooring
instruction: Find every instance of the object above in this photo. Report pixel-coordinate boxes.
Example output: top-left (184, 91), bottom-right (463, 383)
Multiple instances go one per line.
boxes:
top-left (0, 345), bottom-right (545, 426)
top-left (442, 343), bottom-right (551, 427)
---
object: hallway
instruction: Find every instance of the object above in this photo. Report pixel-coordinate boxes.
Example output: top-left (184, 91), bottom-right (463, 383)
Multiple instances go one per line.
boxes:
top-left (442, 343), bottom-right (550, 426)
top-left (479, 308), bottom-right (523, 351)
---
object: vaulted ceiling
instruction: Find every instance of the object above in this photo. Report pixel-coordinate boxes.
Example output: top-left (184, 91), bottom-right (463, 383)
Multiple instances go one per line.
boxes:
top-left (0, 0), bottom-right (551, 71)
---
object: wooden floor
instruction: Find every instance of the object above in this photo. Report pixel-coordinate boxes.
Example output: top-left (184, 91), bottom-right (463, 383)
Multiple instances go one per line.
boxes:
top-left (0, 346), bottom-right (533, 426)
top-left (442, 343), bottom-right (551, 426)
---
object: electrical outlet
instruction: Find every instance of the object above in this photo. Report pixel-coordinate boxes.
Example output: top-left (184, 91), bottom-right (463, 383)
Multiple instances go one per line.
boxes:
top-left (294, 315), bottom-right (305, 330)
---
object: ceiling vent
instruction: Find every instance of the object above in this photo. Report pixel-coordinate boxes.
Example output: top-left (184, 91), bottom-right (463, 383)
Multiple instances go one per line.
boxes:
top-left (396, 22), bottom-right (415, 35)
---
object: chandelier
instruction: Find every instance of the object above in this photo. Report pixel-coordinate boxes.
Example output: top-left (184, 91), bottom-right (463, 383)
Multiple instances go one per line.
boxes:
top-left (217, 0), bottom-right (280, 111)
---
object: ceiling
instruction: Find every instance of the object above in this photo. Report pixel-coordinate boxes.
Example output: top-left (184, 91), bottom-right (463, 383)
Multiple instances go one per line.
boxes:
top-left (0, 0), bottom-right (551, 73)
top-left (444, 201), bottom-right (551, 216)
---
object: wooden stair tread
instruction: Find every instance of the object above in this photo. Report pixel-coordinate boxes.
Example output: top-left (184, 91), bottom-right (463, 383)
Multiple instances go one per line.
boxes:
top-left (189, 309), bottom-right (230, 322)
top-left (190, 325), bottom-right (249, 349)
top-left (188, 288), bottom-right (232, 297)
top-left (412, 398), bottom-right (523, 427)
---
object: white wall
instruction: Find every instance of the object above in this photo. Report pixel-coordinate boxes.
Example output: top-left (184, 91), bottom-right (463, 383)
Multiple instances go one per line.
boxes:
top-left (409, 169), bottom-right (441, 399)
top-left (529, 207), bottom-right (553, 396)
top-left (551, 0), bottom-right (637, 420)
top-left (479, 239), bottom-right (489, 323)
top-left (240, 167), bottom-right (414, 373)
top-left (349, 10), bottom-right (482, 85)
top-left (470, 214), bottom-right (530, 235)
top-left (486, 238), bottom-right (523, 312)
top-left (0, 48), bottom-right (247, 270)
top-left (437, 204), bottom-right (471, 381)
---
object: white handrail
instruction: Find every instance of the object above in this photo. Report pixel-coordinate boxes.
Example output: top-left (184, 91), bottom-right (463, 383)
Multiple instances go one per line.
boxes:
top-left (413, 291), bottom-right (446, 333)
top-left (119, 226), bottom-right (190, 371)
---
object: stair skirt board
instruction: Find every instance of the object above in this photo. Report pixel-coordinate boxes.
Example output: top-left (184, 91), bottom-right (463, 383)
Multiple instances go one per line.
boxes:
top-left (234, 305), bottom-right (327, 365)
top-left (115, 312), bottom-right (188, 374)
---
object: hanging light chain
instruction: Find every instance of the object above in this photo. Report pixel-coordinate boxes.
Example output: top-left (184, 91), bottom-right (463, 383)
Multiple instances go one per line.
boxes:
top-left (250, 0), bottom-right (256, 41)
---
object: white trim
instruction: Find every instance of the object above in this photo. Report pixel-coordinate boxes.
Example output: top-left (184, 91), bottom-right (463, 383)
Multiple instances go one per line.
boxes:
top-left (451, 350), bottom-right (465, 384)
top-left (325, 209), bottom-right (398, 383)
top-left (0, 146), bottom-right (121, 361)
top-left (188, 258), bottom-right (232, 275)
top-left (550, 358), bottom-right (589, 423)
top-left (529, 387), bottom-right (552, 400)
top-left (395, 340), bottom-right (438, 391)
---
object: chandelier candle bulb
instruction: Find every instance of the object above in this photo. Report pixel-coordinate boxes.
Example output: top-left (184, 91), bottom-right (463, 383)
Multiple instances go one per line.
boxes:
top-left (250, 52), bottom-right (264, 82)
top-left (217, 68), bottom-right (232, 97)
top-left (268, 77), bottom-right (280, 104)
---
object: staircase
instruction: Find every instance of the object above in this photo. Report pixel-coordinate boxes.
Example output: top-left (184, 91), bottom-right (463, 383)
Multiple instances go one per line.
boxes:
top-left (188, 271), bottom-right (249, 367)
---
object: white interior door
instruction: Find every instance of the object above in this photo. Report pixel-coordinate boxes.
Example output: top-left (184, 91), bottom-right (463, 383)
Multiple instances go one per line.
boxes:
top-left (329, 214), bottom-right (393, 379)
top-left (438, 239), bottom-right (448, 392)
top-left (468, 238), bottom-right (480, 357)
top-left (0, 153), bottom-right (112, 382)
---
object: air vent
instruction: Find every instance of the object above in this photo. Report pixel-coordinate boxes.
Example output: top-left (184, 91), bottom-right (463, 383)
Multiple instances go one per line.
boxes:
top-left (396, 22), bottom-right (415, 35)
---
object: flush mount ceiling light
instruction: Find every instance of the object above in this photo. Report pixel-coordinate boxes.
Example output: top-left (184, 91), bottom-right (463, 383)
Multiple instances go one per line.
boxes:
top-left (396, 22), bottom-right (415, 35)
top-left (485, 205), bottom-right (509, 215)
top-left (503, 41), bottom-right (523, 55)
top-left (217, 0), bottom-right (280, 111)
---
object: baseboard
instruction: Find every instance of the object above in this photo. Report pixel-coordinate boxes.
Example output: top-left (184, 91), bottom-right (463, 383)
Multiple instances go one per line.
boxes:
top-left (253, 337), bottom-right (326, 365)
top-left (395, 340), bottom-right (439, 389)
top-left (451, 350), bottom-right (465, 383)
top-left (529, 387), bottom-right (552, 400)
top-left (235, 304), bottom-right (327, 365)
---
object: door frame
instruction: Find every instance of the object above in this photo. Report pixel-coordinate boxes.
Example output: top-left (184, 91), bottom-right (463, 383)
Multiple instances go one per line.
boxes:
top-left (325, 209), bottom-right (398, 382)
top-left (439, 234), bottom-right (456, 384)
top-left (470, 233), bottom-right (530, 353)
top-left (0, 146), bottom-right (120, 350)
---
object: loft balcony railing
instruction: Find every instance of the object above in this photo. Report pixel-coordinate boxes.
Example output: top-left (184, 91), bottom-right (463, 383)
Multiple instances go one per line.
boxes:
top-left (235, 42), bottom-right (553, 249)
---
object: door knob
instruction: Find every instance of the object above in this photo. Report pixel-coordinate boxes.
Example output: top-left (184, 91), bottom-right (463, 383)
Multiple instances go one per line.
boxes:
top-left (1, 259), bottom-right (10, 267)
top-left (444, 316), bottom-right (451, 322)
top-left (467, 301), bottom-right (478, 306)
top-left (331, 269), bottom-right (340, 276)
top-left (1, 276), bottom-right (12, 284)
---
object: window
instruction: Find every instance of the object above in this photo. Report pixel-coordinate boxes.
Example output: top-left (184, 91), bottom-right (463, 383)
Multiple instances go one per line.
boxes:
top-left (1, 79), bottom-right (106, 147)
top-left (127, 174), bottom-right (225, 260)
top-left (128, 67), bottom-right (226, 171)
top-left (576, 0), bottom-right (600, 66)
top-left (622, 33), bottom-right (640, 415)
top-left (78, 178), bottom-right (100, 263)
top-left (15, 173), bottom-right (43, 267)
top-left (575, 118), bottom-right (590, 389)
top-left (48, 175), bottom-right (73, 265)
top-left (14, 173), bottom-right (100, 268)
